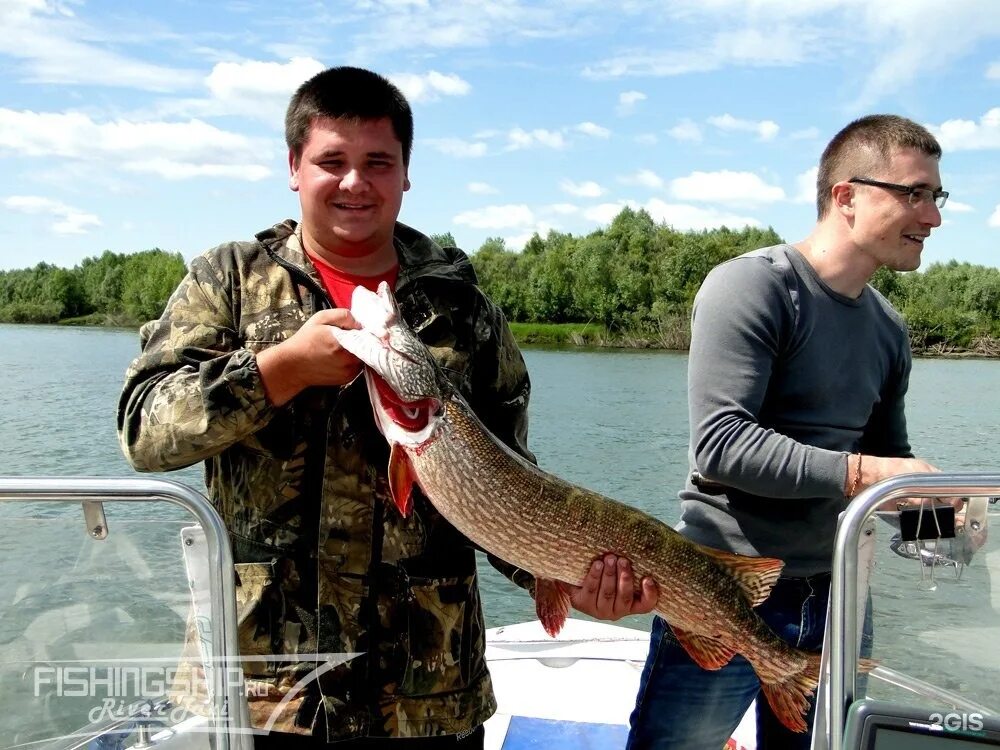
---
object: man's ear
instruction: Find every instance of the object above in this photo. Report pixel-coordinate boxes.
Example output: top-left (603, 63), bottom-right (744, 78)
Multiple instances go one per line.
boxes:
top-left (831, 182), bottom-right (854, 216)
top-left (288, 149), bottom-right (300, 192)
top-left (403, 170), bottom-right (411, 192)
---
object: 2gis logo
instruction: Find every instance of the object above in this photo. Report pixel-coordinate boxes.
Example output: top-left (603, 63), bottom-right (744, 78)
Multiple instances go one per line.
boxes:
top-left (928, 712), bottom-right (985, 732)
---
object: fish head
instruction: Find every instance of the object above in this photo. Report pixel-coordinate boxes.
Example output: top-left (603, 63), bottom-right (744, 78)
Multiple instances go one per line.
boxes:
top-left (332, 282), bottom-right (444, 449)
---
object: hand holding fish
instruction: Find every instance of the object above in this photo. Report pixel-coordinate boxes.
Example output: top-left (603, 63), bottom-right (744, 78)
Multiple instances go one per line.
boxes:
top-left (258, 308), bottom-right (363, 406)
top-left (569, 554), bottom-right (658, 620)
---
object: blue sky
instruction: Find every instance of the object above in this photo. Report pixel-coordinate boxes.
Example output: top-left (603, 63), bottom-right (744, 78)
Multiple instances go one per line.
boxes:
top-left (1, 0), bottom-right (999, 272)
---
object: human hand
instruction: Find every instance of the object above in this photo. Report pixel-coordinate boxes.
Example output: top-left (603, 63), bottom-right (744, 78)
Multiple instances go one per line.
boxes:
top-left (859, 456), bottom-right (963, 512)
top-left (568, 554), bottom-right (658, 621)
top-left (257, 308), bottom-right (363, 406)
top-left (881, 496), bottom-right (965, 513)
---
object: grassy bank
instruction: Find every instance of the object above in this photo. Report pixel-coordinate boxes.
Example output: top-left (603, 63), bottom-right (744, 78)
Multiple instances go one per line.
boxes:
top-left (57, 312), bottom-right (141, 328)
top-left (7, 316), bottom-right (1000, 358)
top-left (510, 316), bottom-right (691, 349)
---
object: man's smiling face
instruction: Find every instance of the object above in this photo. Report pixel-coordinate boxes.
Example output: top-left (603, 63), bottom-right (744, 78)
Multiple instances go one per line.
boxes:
top-left (289, 116), bottom-right (410, 259)
top-left (850, 147), bottom-right (943, 272)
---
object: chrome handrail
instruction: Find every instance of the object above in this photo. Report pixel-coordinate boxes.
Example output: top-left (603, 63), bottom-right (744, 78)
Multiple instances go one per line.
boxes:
top-left (827, 472), bottom-right (1000, 750)
top-left (0, 476), bottom-right (252, 750)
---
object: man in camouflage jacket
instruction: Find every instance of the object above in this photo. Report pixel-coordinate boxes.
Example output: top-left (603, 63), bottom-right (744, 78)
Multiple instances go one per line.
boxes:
top-left (118, 65), bottom-right (655, 748)
top-left (118, 215), bottom-right (533, 743)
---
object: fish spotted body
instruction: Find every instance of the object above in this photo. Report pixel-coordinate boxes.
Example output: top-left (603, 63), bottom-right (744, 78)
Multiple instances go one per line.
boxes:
top-left (332, 282), bottom-right (822, 733)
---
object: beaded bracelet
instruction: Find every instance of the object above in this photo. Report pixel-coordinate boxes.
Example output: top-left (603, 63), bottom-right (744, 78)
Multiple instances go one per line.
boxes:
top-left (847, 453), bottom-right (863, 498)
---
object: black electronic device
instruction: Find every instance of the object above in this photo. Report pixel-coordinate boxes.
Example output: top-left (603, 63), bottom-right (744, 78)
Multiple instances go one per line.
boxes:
top-left (898, 504), bottom-right (956, 541)
top-left (844, 700), bottom-right (1000, 749)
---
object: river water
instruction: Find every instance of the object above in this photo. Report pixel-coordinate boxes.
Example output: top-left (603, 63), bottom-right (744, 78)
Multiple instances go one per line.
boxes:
top-left (0, 324), bottom-right (998, 741)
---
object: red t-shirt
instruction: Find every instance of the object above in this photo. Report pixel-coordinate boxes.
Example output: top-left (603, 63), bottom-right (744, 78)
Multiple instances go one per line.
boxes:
top-left (308, 253), bottom-right (399, 310)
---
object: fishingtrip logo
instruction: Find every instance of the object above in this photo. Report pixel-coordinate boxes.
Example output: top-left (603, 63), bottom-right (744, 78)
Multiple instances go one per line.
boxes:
top-left (32, 663), bottom-right (257, 725)
top-left (28, 652), bottom-right (362, 735)
top-left (34, 664), bottom-right (255, 699)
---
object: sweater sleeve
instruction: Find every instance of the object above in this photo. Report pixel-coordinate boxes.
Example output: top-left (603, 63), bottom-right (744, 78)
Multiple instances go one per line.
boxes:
top-left (688, 257), bottom-right (848, 499)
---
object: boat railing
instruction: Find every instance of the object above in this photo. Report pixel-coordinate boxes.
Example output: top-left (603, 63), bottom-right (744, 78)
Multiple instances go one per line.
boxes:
top-left (0, 476), bottom-right (252, 750)
top-left (823, 472), bottom-right (1000, 750)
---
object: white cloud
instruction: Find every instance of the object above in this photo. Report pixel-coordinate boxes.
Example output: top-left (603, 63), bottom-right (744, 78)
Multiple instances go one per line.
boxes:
top-left (0, 0), bottom-right (201, 91)
top-left (453, 204), bottom-right (535, 230)
top-left (851, 1), bottom-right (1000, 106)
top-left (585, 25), bottom-right (809, 79)
top-left (147, 57), bottom-right (326, 123)
top-left (425, 137), bottom-right (488, 158)
top-left (123, 160), bottom-right (271, 181)
top-left (944, 200), bottom-right (974, 213)
top-left (620, 169), bottom-right (665, 190)
top-left (207, 57), bottom-right (324, 102)
top-left (930, 108), bottom-right (1000, 151)
top-left (390, 70), bottom-right (472, 103)
top-left (617, 90), bottom-right (646, 116)
top-left (576, 122), bottom-right (611, 138)
top-left (580, 198), bottom-right (758, 230)
top-left (0, 109), bottom-right (273, 180)
top-left (506, 128), bottom-right (566, 150)
top-left (349, 1), bottom-right (582, 57)
top-left (585, 201), bottom-right (640, 225)
top-left (708, 114), bottom-right (780, 141)
top-left (560, 179), bottom-right (605, 198)
top-left (670, 170), bottom-right (785, 205)
top-left (644, 199), bottom-right (761, 231)
top-left (583, 3), bottom-right (1000, 108)
top-left (990, 205), bottom-right (1000, 228)
top-left (467, 181), bottom-right (498, 195)
top-left (634, 133), bottom-right (659, 145)
top-left (989, 61), bottom-right (1000, 79)
top-left (667, 119), bottom-right (703, 142)
top-left (3, 194), bottom-right (101, 234)
top-left (794, 166), bottom-right (819, 204)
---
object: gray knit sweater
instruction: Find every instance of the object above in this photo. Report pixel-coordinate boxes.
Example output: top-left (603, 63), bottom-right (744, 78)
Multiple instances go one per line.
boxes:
top-left (677, 244), bottom-right (913, 577)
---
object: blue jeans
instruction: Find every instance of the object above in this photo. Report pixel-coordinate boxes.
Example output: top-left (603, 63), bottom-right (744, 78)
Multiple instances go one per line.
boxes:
top-left (626, 573), bottom-right (873, 750)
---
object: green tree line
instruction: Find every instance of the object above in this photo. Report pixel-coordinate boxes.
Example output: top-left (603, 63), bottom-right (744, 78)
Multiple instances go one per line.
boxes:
top-left (4, 210), bottom-right (1000, 355)
top-left (460, 207), bottom-right (1000, 353)
top-left (0, 249), bottom-right (187, 325)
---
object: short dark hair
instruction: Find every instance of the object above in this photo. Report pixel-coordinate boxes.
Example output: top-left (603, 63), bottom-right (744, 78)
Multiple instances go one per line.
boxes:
top-left (285, 66), bottom-right (414, 165)
top-left (816, 114), bottom-right (942, 219)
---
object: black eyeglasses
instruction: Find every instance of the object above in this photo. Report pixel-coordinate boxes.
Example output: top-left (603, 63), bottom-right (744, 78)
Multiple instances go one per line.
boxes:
top-left (848, 177), bottom-right (949, 209)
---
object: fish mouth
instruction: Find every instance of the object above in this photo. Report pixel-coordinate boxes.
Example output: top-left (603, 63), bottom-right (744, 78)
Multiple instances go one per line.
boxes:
top-left (369, 370), bottom-right (440, 435)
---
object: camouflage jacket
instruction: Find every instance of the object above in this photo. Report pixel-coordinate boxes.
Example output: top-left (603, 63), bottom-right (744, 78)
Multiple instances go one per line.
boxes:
top-left (117, 220), bottom-right (535, 741)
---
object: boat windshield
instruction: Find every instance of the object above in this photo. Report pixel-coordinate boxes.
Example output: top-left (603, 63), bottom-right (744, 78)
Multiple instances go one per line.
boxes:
top-left (0, 479), bottom-right (244, 750)
top-left (864, 497), bottom-right (1000, 715)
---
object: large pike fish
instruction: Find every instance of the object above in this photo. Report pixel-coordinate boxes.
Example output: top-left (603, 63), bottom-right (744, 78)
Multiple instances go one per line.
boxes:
top-left (332, 283), bottom-right (822, 733)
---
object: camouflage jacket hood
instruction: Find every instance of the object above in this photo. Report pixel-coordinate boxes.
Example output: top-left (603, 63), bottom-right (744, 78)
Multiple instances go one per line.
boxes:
top-left (117, 219), bottom-right (534, 740)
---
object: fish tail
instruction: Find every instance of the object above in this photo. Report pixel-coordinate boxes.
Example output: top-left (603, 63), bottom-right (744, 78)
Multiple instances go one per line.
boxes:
top-left (757, 650), bottom-right (822, 734)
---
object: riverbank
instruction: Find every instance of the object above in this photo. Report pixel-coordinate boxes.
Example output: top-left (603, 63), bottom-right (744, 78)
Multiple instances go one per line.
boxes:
top-left (509, 321), bottom-right (1000, 357)
top-left (5, 317), bottom-right (999, 358)
top-left (509, 318), bottom-right (691, 349)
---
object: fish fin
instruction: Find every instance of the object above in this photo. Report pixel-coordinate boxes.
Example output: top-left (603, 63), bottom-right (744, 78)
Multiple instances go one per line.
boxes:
top-left (758, 650), bottom-right (822, 734)
top-left (388, 442), bottom-right (415, 517)
top-left (534, 578), bottom-right (571, 638)
top-left (858, 656), bottom-right (879, 673)
top-left (697, 546), bottom-right (784, 607)
top-left (671, 626), bottom-right (737, 670)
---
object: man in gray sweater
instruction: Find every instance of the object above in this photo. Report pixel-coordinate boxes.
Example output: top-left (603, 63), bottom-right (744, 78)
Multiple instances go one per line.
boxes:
top-left (626, 114), bottom-right (950, 750)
